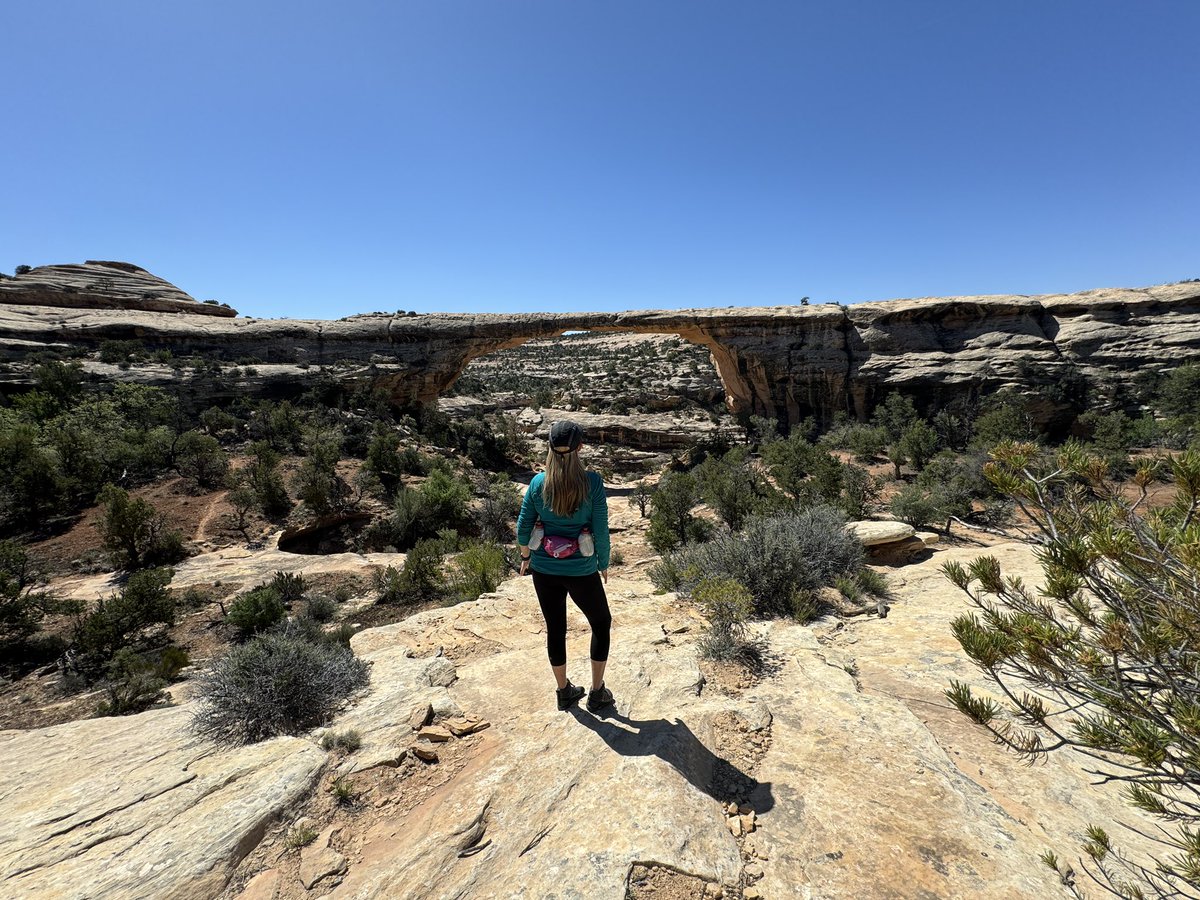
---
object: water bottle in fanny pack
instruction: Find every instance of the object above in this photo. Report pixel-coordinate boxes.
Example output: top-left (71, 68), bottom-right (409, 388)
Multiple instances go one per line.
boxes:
top-left (578, 527), bottom-right (594, 557)
top-left (530, 520), bottom-right (544, 551)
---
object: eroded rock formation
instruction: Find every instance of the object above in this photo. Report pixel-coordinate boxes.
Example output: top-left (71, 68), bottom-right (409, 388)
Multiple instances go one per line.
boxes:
top-left (2, 263), bottom-right (1198, 425)
top-left (0, 261), bottom-right (236, 317)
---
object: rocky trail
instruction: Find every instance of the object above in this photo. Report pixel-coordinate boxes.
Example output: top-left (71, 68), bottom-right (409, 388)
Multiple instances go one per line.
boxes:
top-left (0, 542), bottom-right (1164, 899)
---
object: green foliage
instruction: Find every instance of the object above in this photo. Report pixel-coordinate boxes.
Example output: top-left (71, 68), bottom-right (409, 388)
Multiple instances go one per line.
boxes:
top-left (191, 631), bottom-right (369, 745)
top-left (692, 447), bottom-right (772, 531)
top-left (304, 595), bottom-right (337, 623)
top-left (653, 506), bottom-right (865, 617)
top-left (646, 471), bottom-right (711, 553)
top-left (447, 541), bottom-right (506, 603)
top-left (475, 475), bottom-right (521, 543)
top-left (246, 442), bottom-right (292, 519)
top-left (0, 540), bottom-right (64, 659)
top-left (627, 481), bottom-right (653, 518)
top-left (838, 464), bottom-right (880, 519)
top-left (943, 442), bottom-right (1200, 895)
top-left (970, 393), bottom-right (1037, 450)
top-left (888, 483), bottom-right (941, 529)
top-left (73, 568), bottom-right (175, 675)
top-left (419, 468), bottom-right (472, 531)
top-left (897, 420), bottom-right (939, 472)
top-left (174, 431), bottom-right (229, 489)
top-left (200, 406), bottom-right (239, 437)
top-left (271, 571), bottom-right (307, 603)
top-left (286, 825), bottom-right (318, 850)
top-left (14, 264), bottom-right (31, 275)
top-left (321, 728), bottom-right (363, 752)
top-left (248, 400), bottom-right (304, 452)
top-left (227, 585), bottom-right (286, 638)
top-left (693, 577), bottom-right (755, 661)
top-left (362, 425), bottom-right (425, 497)
top-left (97, 484), bottom-right (185, 570)
top-left (292, 426), bottom-right (347, 515)
top-left (374, 538), bottom-right (445, 605)
top-left (609, 547), bottom-right (625, 566)
top-left (762, 433), bottom-right (842, 505)
top-left (1155, 363), bottom-right (1200, 419)
top-left (872, 394), bottom-right (920, 442)
top-left (99, 340), bottom-right (142, 365)
top-left (95, 647), bottom-right (169, 716)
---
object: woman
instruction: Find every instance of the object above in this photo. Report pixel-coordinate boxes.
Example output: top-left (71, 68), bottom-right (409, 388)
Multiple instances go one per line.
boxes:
top-left (516, 420), bottom-right (614, 713)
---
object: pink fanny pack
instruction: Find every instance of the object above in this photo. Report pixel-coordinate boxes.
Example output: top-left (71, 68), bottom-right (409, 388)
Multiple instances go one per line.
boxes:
top-left (542, 535), bottom-right (579, 559)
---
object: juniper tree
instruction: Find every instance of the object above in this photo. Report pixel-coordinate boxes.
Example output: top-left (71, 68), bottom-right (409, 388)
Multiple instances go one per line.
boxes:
top-left (943, 441), bottom-right (1200, 897)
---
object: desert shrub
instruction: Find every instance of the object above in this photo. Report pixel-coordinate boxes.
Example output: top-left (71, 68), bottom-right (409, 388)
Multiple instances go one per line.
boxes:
top-left (292, 426), bottom-right (347, 515)
top-left (374, 539), bottom-right (445, 605)
top-left (944, 442), bottom-right (1200, 896)
top-left (200, 406), bottom-right (239, 437)
top-left (227, 585), bottom-right (286, 638)
top-left (647, 471), bottom-right (711, 553)
top-left (99, 340), bottom-right (142, 365)
top-left (448, 541), bottom-right (506, 602)
top-left (871, 394), bottom-right (920, 442)
top-left (246, 442), bottom-right (292, 519)
top-left (419, 468), bottom-right (472, 531)
top-left (320, 728), bottom-right (362, 752)
top-left (855, 567), bottom-right (889, 597)
top-left (248, 400), bottom-right (305, 452)
top-left (761, 434), bottom-right (843, 506)
top-left (897, 420), bottom-right (939, 472)
top-left (475, 475), bottom-right (521, 543)
top-left (225, 476), bottom-right (258, 538)
top-left (174, 431), bottom-right (229, 489)
top-left (846, 425), bottom-right (889, 463)
top-left (96, 484), bottom-right (186, 571)
top-left (271, 571), bottom-right (307, 603)
top-left (305, 595), bottom-right (337, 623)
top-left (363, 426), bottom-right (425, 497)
top-left (970, 393), bottom-right (1037, 450)
top-left (888, 483), bottom-right (940, 529)
top-left (14, 264), bottom-right (31, 275)
top-left (191, 631), bottom-right (369, 745)
top-left (0, 540), bottom-right (52, 652)
top-left (610, 547), bottom-right (625, 567)
top-left (838, 464), bottom-right (880, 520)
top-left (73, 568), bottom-right (176, 674)
top-left (654, 507), bottom-right (864, 617)
top-left (693, 447), bottom-right (772, 531)
top-left (627, 481), bottom-right (653, 518)
top-left (331, 776), bottom-right (359, 806)
top-left (789, 588), bottom-right (822, 624)
top-left (693, 577), bottom-right (755, 661)
top-left (96, 647), bottom-right (168, 716)
top-left (286, 825), bottom-right (318, 850)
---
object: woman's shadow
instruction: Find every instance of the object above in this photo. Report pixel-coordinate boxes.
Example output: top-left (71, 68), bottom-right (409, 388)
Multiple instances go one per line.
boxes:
top-left (567, 707), bottom-right (775, 815)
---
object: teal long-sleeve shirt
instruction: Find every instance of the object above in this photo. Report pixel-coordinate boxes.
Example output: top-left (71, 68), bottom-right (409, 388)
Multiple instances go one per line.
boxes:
top-left (516, 471), bottom-right (611, 575)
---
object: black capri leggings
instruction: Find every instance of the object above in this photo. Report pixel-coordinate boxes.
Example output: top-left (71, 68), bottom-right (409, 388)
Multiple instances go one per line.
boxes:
top-left (531, 570), bottom-right (612, 666)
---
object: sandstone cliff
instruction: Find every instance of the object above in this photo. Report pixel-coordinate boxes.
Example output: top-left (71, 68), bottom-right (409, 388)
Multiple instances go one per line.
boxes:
top-left (2, 263), bottom-right (1197, 425)
top-left (0, 261), bottom-right (236, 317)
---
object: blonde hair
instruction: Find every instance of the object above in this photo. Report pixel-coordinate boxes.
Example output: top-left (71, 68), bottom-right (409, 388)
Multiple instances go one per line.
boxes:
top-left (543, 446), bottom-right (588, 517)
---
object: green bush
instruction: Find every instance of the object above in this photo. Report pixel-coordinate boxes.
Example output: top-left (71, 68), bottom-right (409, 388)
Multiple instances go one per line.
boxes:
top-left (96, 647), bottom-right (168, 716)
top-left (97, 484), bottom-right (186, 571)
top-left (320, 728), bottom-right (362, 752)
top-left (271, 571), bottom-right (307, 603)
top-left (647, 471), bottom-right (711, 553)
top-left (175, 431), bottom-right (229, 489)
top-left (374, 539), bottom-right (445, 605)
top-left (871, 394), bottom-right (920, 442)
top-left (693, 577), bottom-right (755, 661)
top-left (191, 631), bottom-right (369, 745)
top-left (761, 434), bottom-right (843, 506)
top-left (653, 507), bottom-right (864, 617)
top-left (292, 426), bottom-right (347, 515)
top-left (246, 442), bottom-right (292, 519)
top-left (692, 447), bottom-right (771, 531)
top-left (73, 568), bottom-right (176, 674)
top-left (944, 443), bottom-right (1200, 895)
top-left (227, 585), bottom-right (286, 638)
top-left (475, 476), bottom-right (521, 543)
top-left (627, 481), bottom-right (653, 518)
top-left (888, 483), bottom-right (941, 529)
top-left (448, 542), bottom-right (506, 602)
top-left (305, 595), bottom-right (337, 623)
top-left (897, 420), bottom-right (939, 472)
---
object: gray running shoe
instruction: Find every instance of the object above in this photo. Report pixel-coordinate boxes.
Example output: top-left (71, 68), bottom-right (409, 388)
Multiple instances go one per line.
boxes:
top-left (556, 681), bottom-right (585, 711)
top-left (587, 683), bottom-right (615, 713)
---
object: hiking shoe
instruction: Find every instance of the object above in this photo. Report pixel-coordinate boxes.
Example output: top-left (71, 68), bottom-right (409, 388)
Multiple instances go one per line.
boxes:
top-left (587, 684), bottom-right (615, 713)
top-left (556, 681), bottom-right (585, 711)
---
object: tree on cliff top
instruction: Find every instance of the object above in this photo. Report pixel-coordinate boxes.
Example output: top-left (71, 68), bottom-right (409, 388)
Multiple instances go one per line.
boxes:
top-left (944, 441), bottom-right (1200, 896)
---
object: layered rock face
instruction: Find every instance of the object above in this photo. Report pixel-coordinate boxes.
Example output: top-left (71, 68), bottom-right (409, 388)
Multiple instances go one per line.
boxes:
top-left (0, 261), bottom-right (235, 317)
top-left (2, 263), bottom-right (1198, 424)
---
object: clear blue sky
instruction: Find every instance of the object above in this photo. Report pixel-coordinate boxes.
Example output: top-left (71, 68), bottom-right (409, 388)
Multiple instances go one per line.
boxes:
top-left (3, 1), bottom-right (1197, 317)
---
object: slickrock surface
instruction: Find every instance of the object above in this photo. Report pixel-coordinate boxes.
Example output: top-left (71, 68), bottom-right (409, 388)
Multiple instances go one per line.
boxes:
top-left (0, 261), bottom-right (235, 316)
top-left (2, 264), bottom-right (1197, 425)
top-left (0, 542), bottom-right (1166, 899)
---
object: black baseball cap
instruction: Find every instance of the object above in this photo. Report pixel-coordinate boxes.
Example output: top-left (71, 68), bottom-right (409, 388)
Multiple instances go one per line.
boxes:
top-left (549, 420), bottom-right (584, 454)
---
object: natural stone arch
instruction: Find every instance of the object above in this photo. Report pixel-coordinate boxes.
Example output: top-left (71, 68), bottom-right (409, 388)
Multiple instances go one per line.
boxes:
top-left (428, 320), bottom-right (753, 417)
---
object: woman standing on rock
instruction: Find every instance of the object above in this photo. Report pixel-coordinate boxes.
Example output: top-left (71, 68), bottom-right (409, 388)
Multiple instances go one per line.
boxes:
top-left (517, 420), bottom-right (615, 713)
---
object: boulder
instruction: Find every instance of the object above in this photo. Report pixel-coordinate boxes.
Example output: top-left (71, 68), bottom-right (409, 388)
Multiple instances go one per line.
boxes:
top-left (847, 520), bottom-right (916, 546)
